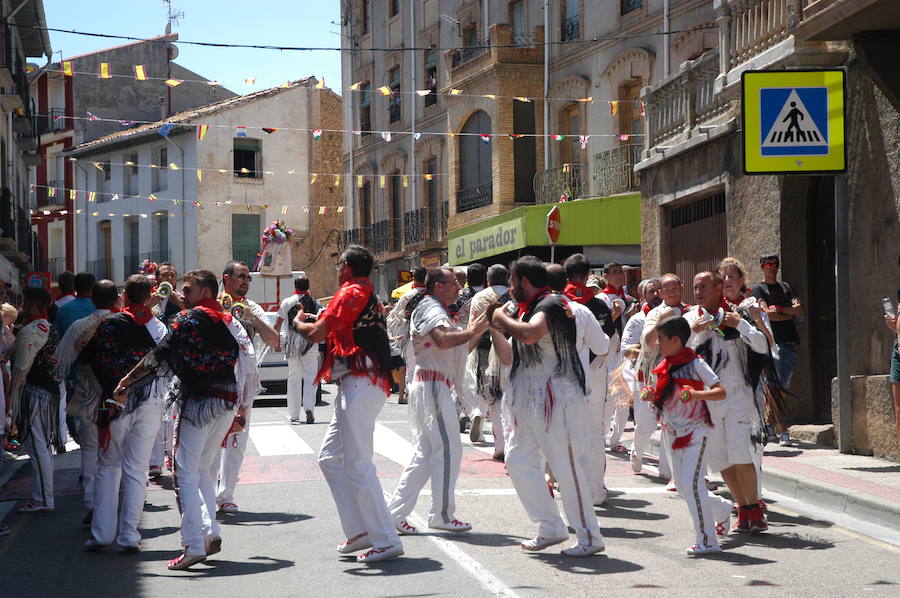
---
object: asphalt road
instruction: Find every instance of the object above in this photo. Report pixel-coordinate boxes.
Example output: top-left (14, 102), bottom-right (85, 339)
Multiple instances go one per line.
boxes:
top-left (1, 385), bottom-right (898, 597)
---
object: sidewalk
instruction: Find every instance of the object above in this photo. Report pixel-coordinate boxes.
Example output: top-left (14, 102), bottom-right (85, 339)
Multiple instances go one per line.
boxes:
top-left (629, 426), bottom-right (900, 531)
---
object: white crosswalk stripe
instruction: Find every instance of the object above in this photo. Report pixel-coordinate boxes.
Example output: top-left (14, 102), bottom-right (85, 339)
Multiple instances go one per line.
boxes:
top-left (248, 420), bottom-right (315, 456)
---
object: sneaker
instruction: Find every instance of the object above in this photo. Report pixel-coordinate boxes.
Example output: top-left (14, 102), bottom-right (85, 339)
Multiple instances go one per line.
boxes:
top-left (149, 465), bottom-right (163, 478)
top-left (779, 432), bottom-right (791, 446)
top-left (758, 500), bottom-right (768, 512)
top-left (17, 502), bottom-right (53, 513)
top-left (469, 414), bottom-right (484, 443)
top-left (167, 550), bottom-right (207, 570)
top-left (289, 418), bottom-right (301, 425)
top-left (458, 415), bottom-right (470, 434)
top-left (611, 444), bottom-right (628, 454)
top-left (82, 510), bottom-right (93, 527)
top-left (398, 392), bottom-right (408, 405)
top-left (715, 515), bottom-right (731, 538)
top-left (521, 535), bottom-right (568, 552)
top-left (305, 409), bottom-right (315, 424)
top-left (218, 502), bottom-right (238, 514)
top-left (357, 544), bottom-right (404, 563)
top-left (337, 532), bottom-right (372, 554)
top-left (734, 514), bottom-right (751, 533)
top-left (205, 536), bottom-right (222, 556)
top-left (629, 449), bottom-right (642, 473)
top-left (84, 537), bottom-right (108, 552)
top-left (665, 479), bottom-right (677, 492)
top-left (561, 542), bottom-right (605, 557)
top-left (750, 515), bottom-right (769, 535)
top-left (429, 519), bottom-right (471, 533)
top-left (686, 544), bottom-right (722, 556)
top-left (395, 520), bottom-right (419, 535)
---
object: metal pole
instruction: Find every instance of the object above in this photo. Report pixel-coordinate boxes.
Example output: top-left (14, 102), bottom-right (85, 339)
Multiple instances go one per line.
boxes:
top-left (409, 0), bottom-right (416, 210)
top-left (663, 0), bottom-right (670, 77)
top-left (543, 0), bottom-right (550, 170)
top-left (835, 173), bottom-right (851, 453)
top-left (550, 243), bottom-right (555, 264)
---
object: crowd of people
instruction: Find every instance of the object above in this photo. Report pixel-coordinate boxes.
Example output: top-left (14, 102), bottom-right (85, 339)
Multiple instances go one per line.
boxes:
top-left (0, 244), bottom-right (813, 566)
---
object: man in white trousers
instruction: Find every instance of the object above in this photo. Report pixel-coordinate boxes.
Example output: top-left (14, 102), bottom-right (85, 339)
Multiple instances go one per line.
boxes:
top-left (115, 270), bottom-right (257, 570)
top-left (216, 261), bottom-right (279, 514)
top-left (389, 267), bottom-right (488, 535)
top-left (53, 279), bottom-right (120, 525)
top-left (386, 267), bottom-right (427, 405)
top-left (10, 288), bottom-right (60, 513)
top-left (291, 245), bottom-right (403, 564)
top-left (84, 275), bottom-right (168, 552)
top-left (274, 274), bottom-right (322, 424)
top-left (492, 257), bottom-right (609, 557)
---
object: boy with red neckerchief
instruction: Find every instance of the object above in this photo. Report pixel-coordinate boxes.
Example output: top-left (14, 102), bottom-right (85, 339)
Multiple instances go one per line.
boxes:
top-left (640, 316), bottom-right (732, 555)
top-left (291, 245), bottom-right (402, 564)
top-left (115, 270), bottom-right (256, 570)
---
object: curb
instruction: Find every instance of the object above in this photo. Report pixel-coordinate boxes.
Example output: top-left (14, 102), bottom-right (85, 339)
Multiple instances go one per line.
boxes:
top-left (646, 433), bottom-right (900, 531)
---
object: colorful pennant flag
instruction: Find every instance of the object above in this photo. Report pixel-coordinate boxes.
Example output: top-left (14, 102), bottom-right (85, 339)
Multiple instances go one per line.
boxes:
top-left (207, 81), bottom-right (222, 87)
top-left (93, 162), bottom-right (104, 171)
top-left (514, 97), bottom-right (530, 102)
top-left (480, 134), bottom-right (490, 143)
top-left (244, 78), bottom-right (257, 84)
top-left (315, 78), bottom-right (325, 89)
top-left (379, 175), bottom-right (386, 188)
top-left (424, 174), bottom-right (433, 181)
top-left (640, 101), bottom-right (646, 116)
top-left (236, 126), bottom-right (247, 138)
top-left (416, 89), bottom-right (431, 96)
top-left (196, 170), bottom-right (202, 182)
top-left (86, 111), bottom-right (100, 121)
top-left (356, 175), bottom-right (364, 188)
top-left (88, 192), bottom-right (96, 202)
top-left (579, 135), bottom-right (590, 149)
top-left (578, 97), bottom-right (593, 103)
top-left (337, 206), bottom-right (345, 213)
top-left (168, 162), bottom-right (179, 170)
top-left (318, 206), bottom-right (326, 214)
top-left (197, 124), bottom-right (209, 140)
top-left (378, 86), bottom-right (392, 96)
top-left (165, 79), bottom-right (183, 87)
top-left (617, 134), bottom-right (630, 141)
top-left (609, 101), bottom-right (618, 115)
top-left (62, 61), bottom-right (74, 77)
top-left (193, 200), bottom-right (201, 207)
top-left (69, 190), bottom-right (77, 200)
top-left (99, 63), bottom-right (111, 79)
top-left (551, 135), bottom-right (565, 141)
top-left (262, 127), bottom-right (278, 134)
top-left (110, 194), bottom-right (119, 201)
top-left (281, 206), bottom-right (288, 215)
top-left (483, 94), bottom-right (496, 100)
top-left (413, 132), bottom-right (421, 140)
top-left (159, 123), bottom-right (174, 137)
top-left (310, 174), bottom-right (317, 184)
top-left (334, 175), bottom-right (341, 187)
top-left (48, 187), bottom-right (57, 198)
top-left (133, 65), bottom-right (147, 80)
top-left (508, 134), bottom-right (524, 140)
top-left (312, 129), bottom-right (322, 140)
top-left (449, 89), bottom-right (462, 96)
top-left (350, 82), bottom-right (362, 90)
top-left (149, 194), bottom-right (158, 201)
top-left (402, 175), bottom-right (409, 188)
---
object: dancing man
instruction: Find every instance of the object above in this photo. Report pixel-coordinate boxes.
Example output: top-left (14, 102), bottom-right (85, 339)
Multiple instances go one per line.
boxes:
top-left (388, 267), bottom-right (488, 535)
top-left (291, 245), bottom-right (402, 563)
top-left (491, 257), bottom-right (609, 557)
top-left (275, 274), bottom-right (323, 424)
top-left (114, 270), bottom-right (257, 570)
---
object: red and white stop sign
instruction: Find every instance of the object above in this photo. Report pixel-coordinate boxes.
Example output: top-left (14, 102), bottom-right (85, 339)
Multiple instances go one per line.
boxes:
top-left (546, 205), bottom-right (561, 244)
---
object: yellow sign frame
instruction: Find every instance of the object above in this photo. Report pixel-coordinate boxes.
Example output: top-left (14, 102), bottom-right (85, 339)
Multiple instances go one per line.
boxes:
top-left (742, 69), bottom-right (846, 175)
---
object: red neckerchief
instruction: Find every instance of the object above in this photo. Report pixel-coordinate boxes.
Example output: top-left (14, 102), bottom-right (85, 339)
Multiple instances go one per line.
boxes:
top-left (642, 302), bottom-right (651, 315)
top-left (603, 285), bottom-right (625, 297)
top-left (413, 283), bottom-right (425, 290)
top-left (194, 297), bottom-right (233, 323)
top-left (121, 302), bottom-right (153, 326)
top-left (563, 281), bottom-right (593, 305)
top-left (294, 290), bottom-right (309, 296)
top-left (517, 287), bottom-right (551, 318)
top-left (652, 347), bottom-right (699, 401)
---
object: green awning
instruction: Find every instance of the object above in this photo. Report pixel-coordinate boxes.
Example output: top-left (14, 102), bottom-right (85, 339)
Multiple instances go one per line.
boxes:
top-left (448, 193), bottom-right (640, 265)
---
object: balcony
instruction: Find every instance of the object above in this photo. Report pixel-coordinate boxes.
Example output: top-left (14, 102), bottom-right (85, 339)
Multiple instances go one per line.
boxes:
top-left (87, 258), bottom-right (113, 280)
top-left (37, 108), bottom-right (67, 136)
top-left (403, 208), bottom-right (427, 246)
top-left (125, 253), bottom-right (141, 275)
top-left (533, 164), bottom-right (584, 205)
top-left (232, 245), bottom-right (260, 269)
top-left (456, 184), bottom-right (493, 213)
top-left (561, 15), bottom-right (580, 43)
top-left (643, 48), bottom-right (734, 151)
top-left (35, 256), bottom-right (66, 277)
top-left (343, 227), bottom-right (369, 248)
top-left (445, 23), bottom-right (543, 86)
top-left (451, 37), bottom-right (490, 69)
top-left (722, 0), bottom-right (791, 73)
top-left (371, 219), bottom-right (400, 255)
top-left (593, 146), bottom-right (640, 197)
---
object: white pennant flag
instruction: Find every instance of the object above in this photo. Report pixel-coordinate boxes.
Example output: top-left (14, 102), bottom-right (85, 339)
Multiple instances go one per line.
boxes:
top-left (413, 132), bottom-right (421, 140)
top-left (381, 131), bottom-right (392, 142)
top-left (579, 135), bottom-right (590, 149)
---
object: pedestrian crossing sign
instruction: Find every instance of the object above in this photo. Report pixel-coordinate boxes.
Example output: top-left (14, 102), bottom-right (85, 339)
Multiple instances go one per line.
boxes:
top-left (742, 69), bottom-right (845, 174)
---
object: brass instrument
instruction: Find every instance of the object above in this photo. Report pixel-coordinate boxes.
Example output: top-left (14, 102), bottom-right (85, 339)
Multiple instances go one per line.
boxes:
top-left (156, 281), bottom-right (173, 299)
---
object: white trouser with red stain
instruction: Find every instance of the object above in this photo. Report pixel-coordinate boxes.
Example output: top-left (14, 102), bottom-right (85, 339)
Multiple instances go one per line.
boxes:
top-left (22, 389), bottom-right (54, 508)
top-left (587, 365), bottom-right (609, 503)
top-left (78, 415), bottom-right (98, 512)
top-left (669, 430), bottom-right (732, 548)
top-left (91, 396), bottom-right (163, 547)
top-left (388, 373), bottom-right (462, 526)
top-left (287, 349), bottom-right (319, 421)
top-left (216, 403), bottom-right (251, 506)
top-left (175, 406), bottom-right (235, 557)
top-left (506, 398), bottom-right (603, 548)
top-left (318, 375), bottom-right (400, 551)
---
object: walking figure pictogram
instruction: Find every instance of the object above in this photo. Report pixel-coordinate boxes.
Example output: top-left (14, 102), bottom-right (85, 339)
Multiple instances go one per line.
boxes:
top-left (782, 101), bottom-right (806, 142)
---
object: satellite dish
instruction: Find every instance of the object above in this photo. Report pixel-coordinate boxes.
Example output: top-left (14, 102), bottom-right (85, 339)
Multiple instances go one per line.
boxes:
top-left (168, 43), bottom-right (179, 60)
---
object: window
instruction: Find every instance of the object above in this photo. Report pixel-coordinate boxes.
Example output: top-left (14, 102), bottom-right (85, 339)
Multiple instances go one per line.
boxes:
top-left (510, 1), bottom-right (526, 45)
top-left (457, 110), bottom-right (493, 212)
top-left (388, 66), bottom-right (401, 124)
top-left (152, 211), bottom-right (169, 262)
top-left (666, 193), bottom-right (727, 287)
top-left (513, 101), bottom-right (536, 202)
top-left (389, 0), bottom-right (399, 17)
top-left (124, 215), bottom-right (140, 273)
top-left (359, 0), bottom-right (369, 35)
top-left (152, 147), bottom-right (167, 192)
top-left (621, 0), bottom-right (642, 15)
top-left (424, 49), bottom-right (437, 108)
top-left (621, 81), bottom-right (644, 165)
top-left (359, 82), bottom-right (371, 135)
top-left (232, 213), bottom-right (261, 265)
top-left (559, 104), bottom-right (582, 165)
top-left (463, 25), bottom-right (478, 48)
top-left (389, 173), bottom-right (402, 251)
top-left (96, 160), bottom-right (111, 199)
top-left (123, 153), bottom-right (138, 196)
top-left (425, 157), bottom-right (439, 239)
top-left (561, 0), bottom-right (580, 42)
top-left (360, 181), bottom-right (372, 229)
top-left (234, 138), bottom-right (262, 178)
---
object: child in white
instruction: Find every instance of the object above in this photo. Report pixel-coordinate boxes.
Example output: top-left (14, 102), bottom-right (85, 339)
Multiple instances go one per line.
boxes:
top-left (643, 316), bottom-right (732, 555)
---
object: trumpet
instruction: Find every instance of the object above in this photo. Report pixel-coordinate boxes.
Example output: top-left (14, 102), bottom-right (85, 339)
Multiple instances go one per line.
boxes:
top-left (155, 281), bottom-right (173, 299)
top-left (220, 293), bottom-right (234, 311)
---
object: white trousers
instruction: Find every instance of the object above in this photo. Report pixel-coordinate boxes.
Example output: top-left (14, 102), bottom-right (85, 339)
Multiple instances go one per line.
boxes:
top-left (287, 350), bottom-right (318, 420)
top-left (506, 399), bottom-right (603, 548)
top-left (78, 415), bottom-right (98, 512)
top-left (587, 366), bottom-right (608, 502)
top-left (23, 392), bottom-right (54, 508)
top-left (58, 381), bottom-right (68, 449)
top-left (216, 404), bottom-right (251, 505)
top-left (631, 389), bottom-right (658, 458)
top-left (488, 400), bottom-right (505, 456)
top-left (388, 377), bottom-right (462, 526)
top-left (670, 431), bottom-right (732, 548)
top-left (92, 397), bottom-right (163, 547)
top-left (318, 376), bottom-right (400, 550)
top-left (174, 405), bottom-right (235, 557)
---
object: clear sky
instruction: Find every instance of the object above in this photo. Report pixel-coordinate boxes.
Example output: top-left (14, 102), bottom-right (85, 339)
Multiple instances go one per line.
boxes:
top-left (43, 0), bottom-right (342, 96)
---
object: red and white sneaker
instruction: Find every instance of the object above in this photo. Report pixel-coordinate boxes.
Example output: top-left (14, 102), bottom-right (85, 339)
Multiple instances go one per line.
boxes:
top-left (337, 532), bottom-right (372, 554)
top-left (750, 515), bottom-right (769, 535)
top-left (218, 502), bottom-right (238, 514)
top-left (430, 519), bottom-right (471, 533)
top-left (686, 543), bottom-right (722, 556)
top-left (521, 535), bottom-right (568, 552)
top-left (758, 500), bottom-right (768, 512)
top-left (395, 520), bottom-right (419, 535)
top-left (17, 502), bottom-right (53, 513)
top-left (167, 550), bottom-right (207, 570)
top-left (611, 444), bottom-right (628, 454)
top-left (357, 544), bottom-right (404, 563)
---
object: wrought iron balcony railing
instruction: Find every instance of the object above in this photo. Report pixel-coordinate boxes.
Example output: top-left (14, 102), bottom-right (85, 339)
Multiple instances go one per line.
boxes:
top-left (456, 184), bottom-right (493, 213)
top-left (533, 164), bottom-right (583, 205)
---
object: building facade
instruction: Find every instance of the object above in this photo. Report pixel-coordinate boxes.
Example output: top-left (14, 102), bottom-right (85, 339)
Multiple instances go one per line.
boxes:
top-left (637, 0), bottom-right (900, 458)
top-left (29, 33), bottom-right (235, 280)
top-left (67, 79), bottom-right (343, 297)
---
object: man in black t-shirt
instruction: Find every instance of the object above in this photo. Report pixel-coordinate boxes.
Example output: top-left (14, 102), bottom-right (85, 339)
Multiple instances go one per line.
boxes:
top-left (752, 253), bottom-right (805, 393)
